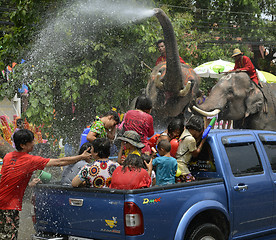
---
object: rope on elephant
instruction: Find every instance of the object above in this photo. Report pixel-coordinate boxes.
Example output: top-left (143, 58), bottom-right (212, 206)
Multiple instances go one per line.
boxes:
top-left (252, 81), bottom-right (268, 113)
top-left (265, 83), bottom-right (276, 116)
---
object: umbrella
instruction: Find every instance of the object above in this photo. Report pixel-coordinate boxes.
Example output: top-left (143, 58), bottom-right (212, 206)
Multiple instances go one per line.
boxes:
top-left (194, 59), bottom-right (275, 83)
top-left (257, 71), bottom-right (276, 83)
top-left (194, 59), bottom-right (234, 78)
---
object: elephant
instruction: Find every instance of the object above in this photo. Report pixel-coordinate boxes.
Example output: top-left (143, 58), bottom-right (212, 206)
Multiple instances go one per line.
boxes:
top-left (0, 137), bottom-right (14, 159)
top-left (145, 9), bottom-right (201, 129)
top-left (193, 71), bottom-right (276, 131)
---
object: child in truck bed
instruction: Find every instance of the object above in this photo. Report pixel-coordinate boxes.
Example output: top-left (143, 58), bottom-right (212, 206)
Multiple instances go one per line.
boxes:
top-left (72, 138), bottom-right (119, 188)
top-left (117, 130), bottom-right (144, 164)
top-left (176, 115), bottom-right (206, 182)
top-left (110, 154), bottom-right (152, 190)
top-left (148, 139), bottom-right (177, 186)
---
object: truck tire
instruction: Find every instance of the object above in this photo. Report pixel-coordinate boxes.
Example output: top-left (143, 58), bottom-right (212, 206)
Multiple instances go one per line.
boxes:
top-left (188, 223), bottom-right (225, 240)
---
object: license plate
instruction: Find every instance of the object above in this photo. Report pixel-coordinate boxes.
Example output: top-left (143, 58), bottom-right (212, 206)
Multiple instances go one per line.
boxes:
top-left (69, 237), bottom-right (94, 240)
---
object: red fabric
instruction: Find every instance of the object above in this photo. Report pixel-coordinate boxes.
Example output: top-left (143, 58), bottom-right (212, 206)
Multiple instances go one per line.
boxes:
top-left (0, 151), bottom-right (49, 211)
top-left (233, 56), bottom-right (259, 84)
top-left (110, 166), bottom-right (151, 190)
top-left (123, 110), bottom-right (154, 154)
top-left (170, 139), bottom-right (179, 158)
top-left (148, 133), bottom-right (161, 149)
top-left (155, 56), bottom-right (186, 66)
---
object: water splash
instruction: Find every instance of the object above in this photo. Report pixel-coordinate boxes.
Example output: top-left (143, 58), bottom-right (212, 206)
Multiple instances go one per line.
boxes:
top-left (28, 0), bottom-right (155, 67)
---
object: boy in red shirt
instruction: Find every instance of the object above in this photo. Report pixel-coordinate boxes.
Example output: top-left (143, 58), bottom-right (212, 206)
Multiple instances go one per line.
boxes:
top-left (0, 129), bottom-right (92, 239)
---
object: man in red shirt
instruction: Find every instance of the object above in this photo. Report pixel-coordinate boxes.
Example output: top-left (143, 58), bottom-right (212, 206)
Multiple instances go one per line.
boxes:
top-left (231, 48), bottom-right (259, 85)
top-left (155, 39), bottom-right (186, 66)
top-left (0, 129), bottom-right (92, 239)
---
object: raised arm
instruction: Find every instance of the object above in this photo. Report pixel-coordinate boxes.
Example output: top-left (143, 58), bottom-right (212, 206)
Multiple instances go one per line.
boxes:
top-left (46, 149), bottom-right (92, 167)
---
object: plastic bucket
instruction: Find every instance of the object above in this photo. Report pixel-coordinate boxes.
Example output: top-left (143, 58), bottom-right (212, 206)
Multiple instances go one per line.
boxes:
top-left (80, 127), bottom-right (90, 147)
top-left (37, 170), bottom-right (52, 183)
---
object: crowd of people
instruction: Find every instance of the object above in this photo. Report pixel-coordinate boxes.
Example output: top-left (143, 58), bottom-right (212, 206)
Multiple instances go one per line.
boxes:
top-left (64, 94), bottom-right (207, 190)
top-left (1, 43), bottom-right (253, 239)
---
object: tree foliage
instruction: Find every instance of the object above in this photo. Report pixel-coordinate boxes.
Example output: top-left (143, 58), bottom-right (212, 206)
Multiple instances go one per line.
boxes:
top-left (0, 0), bottom-right (275, 147)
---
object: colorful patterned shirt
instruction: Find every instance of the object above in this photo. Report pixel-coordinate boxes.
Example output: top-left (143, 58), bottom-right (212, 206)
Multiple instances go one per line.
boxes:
top-left (90, 116), bottom-right (107, 138)
top-left (78, 159), bottom-right (119, 188)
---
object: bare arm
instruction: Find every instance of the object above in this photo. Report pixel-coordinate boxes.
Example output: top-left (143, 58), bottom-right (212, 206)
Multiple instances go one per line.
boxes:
top-left (144, 158), bottom-right (153, 177)
top-left (46, 149), bottom-right (92, 167)
top-left (86, 131), bottom-right (97, 142)
top-left (191, 138), bottom-right (206, 158)
top-left (107, 126), bottom-right (116, 140)
top-left (71, 175), bottom-right (84, 187)
top-left (117, 142), bottom-right (124, 165)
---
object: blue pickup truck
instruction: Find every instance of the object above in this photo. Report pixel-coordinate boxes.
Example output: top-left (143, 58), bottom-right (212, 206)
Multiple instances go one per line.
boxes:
top-left (31, 129), bottom-right (276, 240)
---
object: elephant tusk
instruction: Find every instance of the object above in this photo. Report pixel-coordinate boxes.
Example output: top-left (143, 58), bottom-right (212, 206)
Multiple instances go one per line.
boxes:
top-left (155, 72), bottom-right (163, 89)
top-left (179, 81), bottom-right (191, 97)
top-left (192, 106), bottom-right (221, 117)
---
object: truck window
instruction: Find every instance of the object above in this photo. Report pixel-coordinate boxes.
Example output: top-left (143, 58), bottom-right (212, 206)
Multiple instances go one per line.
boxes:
top-left (263, 143), bottom-right (276, 172)
top-left (190, 142), bottom-right (216, 172)
top-left (225, 142), bottom-right (263, 177)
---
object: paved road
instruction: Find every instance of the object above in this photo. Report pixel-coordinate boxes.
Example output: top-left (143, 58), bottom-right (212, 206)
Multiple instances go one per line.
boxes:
top-left (18, 188), bottom-right (35, 240)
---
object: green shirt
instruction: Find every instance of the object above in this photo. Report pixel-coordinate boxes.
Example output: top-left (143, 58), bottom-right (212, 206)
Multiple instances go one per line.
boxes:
top-left (90, 116), bottom-right (107, 138)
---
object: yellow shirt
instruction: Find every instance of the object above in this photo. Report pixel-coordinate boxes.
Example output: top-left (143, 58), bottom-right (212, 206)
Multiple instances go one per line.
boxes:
top-left (124, 149), bottom-right (141, 158)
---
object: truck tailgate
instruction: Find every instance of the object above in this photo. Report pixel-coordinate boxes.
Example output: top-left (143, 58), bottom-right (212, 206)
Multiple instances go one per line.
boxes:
top-left (34, 184), bottom-right (125, 239)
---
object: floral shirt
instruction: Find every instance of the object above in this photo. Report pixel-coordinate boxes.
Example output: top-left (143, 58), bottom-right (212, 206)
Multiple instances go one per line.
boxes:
top-left (78, 159), bottom-right (119, 188)
top-left (90, 116), bottom-right (107, 138)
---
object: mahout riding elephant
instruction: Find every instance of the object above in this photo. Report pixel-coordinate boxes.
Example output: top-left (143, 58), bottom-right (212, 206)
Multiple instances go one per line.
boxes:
top-left (146, 9), bottom-right (201, 129)
top-left (193, 72), bottom-right (276, 131)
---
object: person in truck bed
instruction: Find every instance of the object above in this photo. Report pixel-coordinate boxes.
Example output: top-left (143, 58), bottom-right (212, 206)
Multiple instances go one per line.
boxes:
top-left (110, 154), bottom-right (152, 190)
top-left (176, 115), bottom-right (206, 183)
top-left (72, 138), bottom-right (119, 188)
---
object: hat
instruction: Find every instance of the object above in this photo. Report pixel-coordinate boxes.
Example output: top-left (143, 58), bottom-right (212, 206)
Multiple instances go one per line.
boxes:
top-left (232, 48), bottom-right (243, 57)
top-left (117, 131), bottom-right (145, 149)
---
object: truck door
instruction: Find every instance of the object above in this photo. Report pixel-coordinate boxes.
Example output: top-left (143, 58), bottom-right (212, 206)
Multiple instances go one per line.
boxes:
top-left (258, 133), bottom-right (276, 228)
top-left (221, 134), bottom-right (274, 238)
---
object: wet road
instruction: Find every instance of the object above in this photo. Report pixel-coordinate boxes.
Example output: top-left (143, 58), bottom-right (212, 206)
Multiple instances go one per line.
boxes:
top-left (18, 187), bottom-right (35, 240)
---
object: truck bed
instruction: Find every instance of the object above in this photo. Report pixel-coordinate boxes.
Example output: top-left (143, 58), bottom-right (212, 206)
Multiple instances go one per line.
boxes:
top-left (33, 177), bottom-right (225, 240)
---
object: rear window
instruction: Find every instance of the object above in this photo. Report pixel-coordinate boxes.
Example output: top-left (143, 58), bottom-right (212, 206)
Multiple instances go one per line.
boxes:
top-left (190, 142), bottom-right (216, 172)
top-left (225, 142), bottom-right (263, 177)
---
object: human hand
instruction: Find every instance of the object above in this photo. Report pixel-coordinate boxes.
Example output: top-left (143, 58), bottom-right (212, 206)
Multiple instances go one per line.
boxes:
top-left (144, 158), bottom-right (153, 171)
top-left (81, 148), bottom-right (93, 162)
top-left (29, 178), bottom-right (41, 187)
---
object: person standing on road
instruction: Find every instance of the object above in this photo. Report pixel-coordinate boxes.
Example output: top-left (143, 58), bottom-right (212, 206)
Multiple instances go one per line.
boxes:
top-left (0, 129), bottom-right (92, 239)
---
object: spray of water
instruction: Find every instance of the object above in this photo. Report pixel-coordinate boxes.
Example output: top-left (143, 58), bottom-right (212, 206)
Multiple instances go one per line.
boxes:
top-left (28, 0), bottom-right (155, 67)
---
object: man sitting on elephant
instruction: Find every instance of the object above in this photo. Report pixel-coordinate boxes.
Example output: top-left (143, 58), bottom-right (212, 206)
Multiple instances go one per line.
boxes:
top-left (155, 39), bottom-right (186, 66)
top-left (230, 48), bottom-right (260, 86)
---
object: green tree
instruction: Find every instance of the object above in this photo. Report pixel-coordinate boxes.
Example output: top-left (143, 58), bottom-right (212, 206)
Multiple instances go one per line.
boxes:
top-left (0, 0), bottom-right (195, 148)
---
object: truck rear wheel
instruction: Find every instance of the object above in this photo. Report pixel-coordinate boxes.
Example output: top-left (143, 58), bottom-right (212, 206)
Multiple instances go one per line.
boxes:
top-left (188, 223), bottom-right (225, 240)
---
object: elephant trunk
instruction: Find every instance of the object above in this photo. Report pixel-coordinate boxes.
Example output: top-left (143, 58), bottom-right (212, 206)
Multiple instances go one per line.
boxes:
top-left (154, 8), bottom-right (183, 94)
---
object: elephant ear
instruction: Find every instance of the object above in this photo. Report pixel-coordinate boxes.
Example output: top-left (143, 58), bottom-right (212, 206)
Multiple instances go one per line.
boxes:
top-left (245, 87), bottom-right (263, 118)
